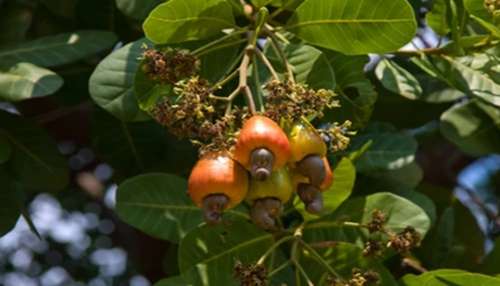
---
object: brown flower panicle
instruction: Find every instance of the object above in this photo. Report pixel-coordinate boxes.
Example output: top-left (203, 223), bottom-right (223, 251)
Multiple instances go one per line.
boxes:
top-left (142, 48), bottom-right (199, 84)
top-left (234, 260), bottom-right (268, 286)
top-left (263, 80), bottom-right (338, 122)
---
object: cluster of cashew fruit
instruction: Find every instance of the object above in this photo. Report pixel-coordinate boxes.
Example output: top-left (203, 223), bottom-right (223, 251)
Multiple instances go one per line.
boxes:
top-left (188, 115), bottom-right (333, 230)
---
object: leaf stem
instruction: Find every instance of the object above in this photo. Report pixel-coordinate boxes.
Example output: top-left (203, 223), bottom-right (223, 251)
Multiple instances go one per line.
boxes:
top-left (299, 239), bottom-right (342, 278)
top-left (257, 235), bottom-right (294, 265)
top-left (194, 38), bottom-right (247, 57)
top-left (193, 29), bottom-right (247, 56)
top-left (266, 28), bottom-right (295, 83)
top-left (268, 260), bottom-right (292, 278)
top-left (213, 67), bottom-right (239, 90)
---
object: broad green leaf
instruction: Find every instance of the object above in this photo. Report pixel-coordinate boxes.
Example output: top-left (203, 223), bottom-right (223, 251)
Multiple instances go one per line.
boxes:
top-left (91, 109), bottom-right (197, 179)
top-left (483, 238), bottom-right (500, 274)
top-left (323, 51), bottom-right (377, 128)
top-left (426, 0), bottom-right (450, 36)
top-left (350, 123), bottom-right (418, 173)
top-left (179, 221), bottom-right (274, 285)
top-left (464, 0), bottom-right (495, 21)
top-left (0, 111), bottom-right (69, 191)
top-left (155, 276), bottom-right (192, 286)
top-left (303, 192), bottom-right (431, 245)
top-left (116, 173), bottom-right (245, 242)
top-left (470, 15), bottom-right (500, 38)
top-left (296, 157), bottom-right (356, 220)
top-left (0, 169), bottom-right (20, 237)
top-left (375, 58), bottom-right (422, 100)
top-left (143, 0), bottom-right (236, 44)
top-left (286, 0), bottom-right (417, 54)
top-left (440, 99), bottom-right (500, 156)
top-left (400, 269), bottom-right (500, 285)
top-left (0, 31), bottom-right (117, 68)
top-left (391, 188), bottom-right (436, 225)
top-left (417, 202), bottom-right (485, 271)
top-left (134, 65), bottom-right (173, 111)
top-left (116, 0), bottom-right (164, 20)
top-left (0, 63), bottom-right (63, 102)
top-left (300, 242), bottom-right (398, 285)
top-left (89, 39), bottom-right (150, 122)
top-left (0, 135), bottom-right (12, 164)
top-left (439, 55), bottom-right (500, 107)
top-left (257, 42), bottom-right (336, 90)
top-left (363, 161), bottom-right (424, 189)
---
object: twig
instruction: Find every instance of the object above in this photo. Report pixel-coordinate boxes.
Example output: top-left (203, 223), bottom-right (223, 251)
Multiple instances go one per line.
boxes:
top-left (254, 48), bottom-right (279, 80)
top-left (402, 257), bottom-right (428, 273)
top-left (239, 46), bottom-right (257, 114)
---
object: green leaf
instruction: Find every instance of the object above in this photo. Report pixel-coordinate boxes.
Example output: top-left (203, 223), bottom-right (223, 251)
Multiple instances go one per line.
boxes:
top-left (464, 0), bottom-right (495, 21)
top-left (364, 161), bottom-right (424, 189)
top-left (251, 0), bottom-right (273, 7)
top-left (0, 63), bottom-right (63, 102)
top-left (116, 0), bottom-right (164, 20)
top-left (117, 173), bottom-right (234, 242)
top-left (0, 31), bottom-right (117, 68)
top-left (400, 269), bottom-right (500, 285)
top-left (257, 42), bottom-right (336, 90)
top-left (323, 51), bottom-right (377, 128)
top-left (417, 202), bottom-right (485, 271)
top-left (440, 99), bottom-right (500, 156)
top-left (179, 221), bottom-right (274, 285)
top-left (155, 276), bottom-right (192, 286)
top-left (439, 55), bottom-right (500, 107)
top-left (89, 39), bottom-right (150, 122)
top-left (483, 238), bottom-right (500, 274)
top-left (375, 58), bottom-right (422, 100)
top-left (286, 0), bottom-right (417, 55)
top-left (303, 192), bottom-right (431, 245)
top-left (426, 0), bottom-right (450, 36)
top-left (350, 123), bottom-right (418, 173)
top-left (143, 0), bottom-right (236, 44)
top-left (0, 169), bottom-right (20, 237)
top-left (0, 135), bottom-right (12, 164)
top-left (300, 242), bottom-right (398, 285)
top-left (470, 15), bottom-right (500, 38)
top-left (296, 157), bottom-right (356, 220)
top-left (91, 109), bottom-right (197, 179)
top-left (0, 111), bottom-right (69, 191)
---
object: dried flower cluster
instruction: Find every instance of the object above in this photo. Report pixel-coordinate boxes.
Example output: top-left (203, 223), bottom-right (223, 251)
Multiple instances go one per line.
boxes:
top-left (362, 239), bottom-right (383, 257)
top-left (387, 226), bottom-right (422, 254)
top-left (151, 77), bottom-right (243, 154)
top-left (234, 261), bottom-right (268, 286)
top-left (366, 209), bottom-right (387, 234)
top-left (327, 268), bottom-right (380, 286)
top-left (318, 121), bottom-right (355, 152)
top-left (263, 80), bottom-right (339, 122)
top-left (142, 48), bottom-right (199, 84)
top-left (362, 210), bottom-right (422, 256)
top-left (484, 0), bottom-right (500, 14)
